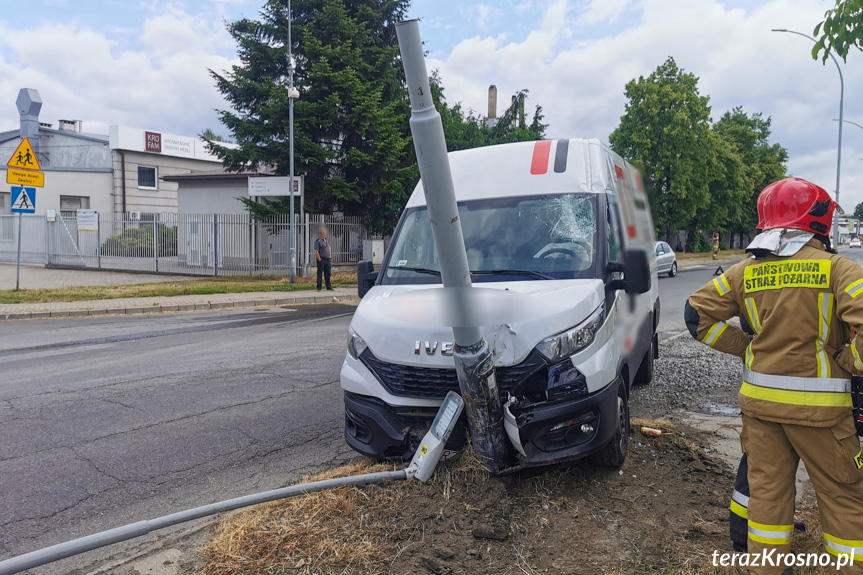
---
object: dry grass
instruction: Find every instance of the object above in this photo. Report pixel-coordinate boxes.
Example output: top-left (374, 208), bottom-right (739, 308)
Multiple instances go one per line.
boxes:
top-left (0, 272), bottom-right (357, 304)
top-left (198, 451), bottom-right (490, 575)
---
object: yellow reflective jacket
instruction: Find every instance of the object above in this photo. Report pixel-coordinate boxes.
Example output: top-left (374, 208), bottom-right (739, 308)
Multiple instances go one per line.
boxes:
top-left (687, 239), bottom-right (863, 427)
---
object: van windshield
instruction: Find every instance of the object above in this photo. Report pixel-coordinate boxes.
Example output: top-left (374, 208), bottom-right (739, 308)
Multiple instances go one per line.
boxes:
top-left (382, 193), bottom-right (600, 284)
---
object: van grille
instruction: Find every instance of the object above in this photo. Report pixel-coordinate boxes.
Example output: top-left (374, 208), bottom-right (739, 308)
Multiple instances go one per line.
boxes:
top-left (359, 350), bottom-right (545, 399)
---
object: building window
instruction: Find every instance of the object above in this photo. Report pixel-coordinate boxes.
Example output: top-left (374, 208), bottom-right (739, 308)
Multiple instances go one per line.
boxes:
top-left (60, 195), bottom-right (90, 219)
top-left (138, 166), bottom-right (157, 188)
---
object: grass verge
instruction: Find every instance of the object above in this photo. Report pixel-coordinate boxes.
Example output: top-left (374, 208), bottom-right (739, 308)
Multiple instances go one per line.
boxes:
top-left (675, 249), bottom-right (746, 260)
top-left (0, 272), bottom-right (357, 304)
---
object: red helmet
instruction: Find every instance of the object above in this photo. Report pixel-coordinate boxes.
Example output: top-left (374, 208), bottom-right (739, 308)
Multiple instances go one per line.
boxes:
top-left (757, 178), bottom-right (837, 235)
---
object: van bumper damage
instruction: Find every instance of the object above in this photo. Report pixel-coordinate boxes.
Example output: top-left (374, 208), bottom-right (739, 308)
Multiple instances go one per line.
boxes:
top-left (503, 379), bottom-right (620, 466)
top-left (343, 349), bottom-right (620, 466)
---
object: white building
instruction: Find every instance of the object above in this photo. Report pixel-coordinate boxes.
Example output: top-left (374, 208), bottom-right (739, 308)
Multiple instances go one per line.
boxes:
top-left (0, 88), bottom-right (232, 217)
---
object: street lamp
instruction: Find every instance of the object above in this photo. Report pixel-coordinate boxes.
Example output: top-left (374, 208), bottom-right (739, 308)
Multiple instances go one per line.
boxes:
top-left (288, 0), bottom-right (299, 284)
top-left (772, 28), bottom-right (845, 248)
top-left (835, 118), bottom-right (863, 134)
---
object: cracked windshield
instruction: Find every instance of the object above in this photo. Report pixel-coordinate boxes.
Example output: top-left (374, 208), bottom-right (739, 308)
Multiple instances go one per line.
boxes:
top-left (384, 193), bottom-right (597, 282)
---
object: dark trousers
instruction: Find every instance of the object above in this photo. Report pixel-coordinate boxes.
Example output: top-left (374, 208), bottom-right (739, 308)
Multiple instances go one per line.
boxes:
top-left (317, 258), bottom-right (332, 290)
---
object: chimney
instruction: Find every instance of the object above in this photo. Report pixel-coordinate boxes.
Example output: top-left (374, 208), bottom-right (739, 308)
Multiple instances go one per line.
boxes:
top-left (487, 85), bottom-right (497, 119)
top-left (58, 119), bottom-right (83, 133)
top-left (17, 88), bottom-right (42, 156)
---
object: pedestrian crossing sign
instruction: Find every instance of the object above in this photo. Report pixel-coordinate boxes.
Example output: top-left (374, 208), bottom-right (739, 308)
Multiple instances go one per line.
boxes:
top-left (10, 186), bottom-right (36, 213)
top-left (6, 138), bottom-right (41, 171)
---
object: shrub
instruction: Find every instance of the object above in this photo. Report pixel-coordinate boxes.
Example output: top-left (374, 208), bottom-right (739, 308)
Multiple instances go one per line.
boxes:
top-left (101, 224), bottom-right (178, 257)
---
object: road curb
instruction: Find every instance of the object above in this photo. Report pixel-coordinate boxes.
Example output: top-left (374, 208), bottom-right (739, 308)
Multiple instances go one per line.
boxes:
top-left (0, 295), bottom-right (360, 321)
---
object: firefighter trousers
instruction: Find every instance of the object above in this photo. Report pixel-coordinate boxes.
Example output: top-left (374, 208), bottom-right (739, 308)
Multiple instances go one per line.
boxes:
top-left (742, 414), bottom-right (863, 574)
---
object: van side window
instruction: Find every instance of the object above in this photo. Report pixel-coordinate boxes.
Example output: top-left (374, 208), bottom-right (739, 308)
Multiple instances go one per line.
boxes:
top-left (606, 195), bottom-right (625, 263)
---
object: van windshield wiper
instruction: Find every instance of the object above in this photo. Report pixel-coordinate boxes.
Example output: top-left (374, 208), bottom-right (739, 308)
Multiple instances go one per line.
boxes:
top-left (471, 269), bottom-right (554, 280)
top-left (389, 266), bottom-right (441, 276)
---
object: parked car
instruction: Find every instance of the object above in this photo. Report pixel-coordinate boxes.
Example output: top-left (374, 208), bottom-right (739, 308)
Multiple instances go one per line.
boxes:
top-left (851, 237), bottom-right (861, 248)
top-left (343, 139), bottom-right (659, 470)
top-left (655, 241), bottom-right (678, 277)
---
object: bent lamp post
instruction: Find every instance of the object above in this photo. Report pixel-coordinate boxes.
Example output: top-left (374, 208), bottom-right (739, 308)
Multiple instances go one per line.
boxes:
top-left (395, 19), bottom-right (509, 472)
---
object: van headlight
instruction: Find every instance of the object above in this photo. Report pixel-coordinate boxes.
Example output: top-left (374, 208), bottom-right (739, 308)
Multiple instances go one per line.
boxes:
top-left (347, 329), bottom-right (368, 359)
top-left (535, 304), bottom-right (606, 362)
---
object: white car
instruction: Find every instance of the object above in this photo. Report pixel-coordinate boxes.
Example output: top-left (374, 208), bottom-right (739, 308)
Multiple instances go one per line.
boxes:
top-left (655, 241), bottom-right (678, 277)
top-left (851, 238), bottom-right (861, 248)
top-left (344, 139), bottom-right (659, 469)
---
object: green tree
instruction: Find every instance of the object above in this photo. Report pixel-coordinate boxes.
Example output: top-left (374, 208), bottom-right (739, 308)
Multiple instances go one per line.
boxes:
top-left (712, 107), bottom-right (788, 245)
top-left (813, 0), bottom-right (863, 62)
top-left (853, 202), bottom-right (863, 220)
top-left (199, 128), bottom-right (226, 142)
top-left (209, 0), bottom-right (414, 233)
top-left (609, 57), bottom-right (714, 243)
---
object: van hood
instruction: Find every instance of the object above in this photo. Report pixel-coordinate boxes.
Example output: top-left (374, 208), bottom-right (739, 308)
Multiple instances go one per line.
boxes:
top-left (350, 280), bottom-right (605, 368)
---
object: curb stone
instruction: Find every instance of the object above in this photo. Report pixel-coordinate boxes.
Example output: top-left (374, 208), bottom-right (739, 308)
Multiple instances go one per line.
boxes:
top-left (0, 295), bottom-right (360, 321)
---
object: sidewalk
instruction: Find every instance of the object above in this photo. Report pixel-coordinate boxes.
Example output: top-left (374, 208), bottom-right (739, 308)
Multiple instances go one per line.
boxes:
top-left (0, 262), bottom-right (195, 290)
top-left (0, 287), bottom-right (359, 320)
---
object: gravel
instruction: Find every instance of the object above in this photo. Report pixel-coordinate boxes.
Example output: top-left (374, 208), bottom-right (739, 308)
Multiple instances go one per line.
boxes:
top-left (632, 333), bottom-right (744, 418)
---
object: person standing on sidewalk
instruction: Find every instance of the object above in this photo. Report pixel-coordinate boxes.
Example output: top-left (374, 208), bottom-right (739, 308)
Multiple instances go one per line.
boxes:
top-left (314, 227), bottom-right (333, 291)
top-left (686, 178), bottom-right (863, 573)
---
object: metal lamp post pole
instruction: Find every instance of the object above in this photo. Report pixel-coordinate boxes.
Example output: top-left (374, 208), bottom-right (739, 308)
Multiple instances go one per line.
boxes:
top-left (288, 0), bottom-right (297, 284)
top-left (772, 28), bottom-right (844, 248)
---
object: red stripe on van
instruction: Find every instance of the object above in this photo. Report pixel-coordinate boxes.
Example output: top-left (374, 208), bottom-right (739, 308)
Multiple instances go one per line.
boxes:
top-left (530, 141), bottom-right (552, 175)
top-left (615, 165), bottom-right (625, 179)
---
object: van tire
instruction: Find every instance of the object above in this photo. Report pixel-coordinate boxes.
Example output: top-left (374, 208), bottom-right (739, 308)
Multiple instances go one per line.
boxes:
top-left (590, 385), bottom-right (629, 468)
top-left (633, 336), bottom-right (655, 386)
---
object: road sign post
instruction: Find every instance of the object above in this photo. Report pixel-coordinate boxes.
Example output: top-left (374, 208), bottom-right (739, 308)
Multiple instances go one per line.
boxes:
top-left (15, 213), bottom-right (21, 291)
top-left (7, 137), bottom-right (43, 291)
top-left (10, 186), bottom-right (36, 291)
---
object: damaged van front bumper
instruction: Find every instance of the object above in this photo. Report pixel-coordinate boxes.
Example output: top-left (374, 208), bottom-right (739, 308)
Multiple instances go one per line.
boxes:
top-left (342, 344), bottom-right (620, 466)
top-left (503, 379), bottom-right (620, 466)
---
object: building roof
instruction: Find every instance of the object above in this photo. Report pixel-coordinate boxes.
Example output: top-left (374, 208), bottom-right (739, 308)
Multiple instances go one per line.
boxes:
top-left (0, 127), bottom-right (109, 146)
top-left (161, 166), bottom-right (278, 183)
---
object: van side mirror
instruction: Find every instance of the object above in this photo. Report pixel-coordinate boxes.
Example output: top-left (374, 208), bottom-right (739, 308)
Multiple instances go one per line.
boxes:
top-left (357, 260), bottom-right (377, 298)
top-left (610, 248), bottom-right (651, 294)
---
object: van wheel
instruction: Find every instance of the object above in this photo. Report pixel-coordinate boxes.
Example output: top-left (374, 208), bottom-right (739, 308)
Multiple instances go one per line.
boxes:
top-left (633, 335), bottom-right (655, 386)
top-left (590, 385), bottom-right (629, 468)
top-left (668, 261), bottom-right (678, 278)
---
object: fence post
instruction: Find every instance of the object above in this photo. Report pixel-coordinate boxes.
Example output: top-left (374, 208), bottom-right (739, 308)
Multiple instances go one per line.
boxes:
top-left (45, 215), bottom-right (51, 265)
top-left (247, 215), bottom-right (253, 275)
top-left (96, 215), bottom-right (102, 269)
top-left (212, 213), bottom-right (218, 277)
top-left (303, 212), bottom-right (310, 278)
top-left (153, 214), bottom-right (160, 272)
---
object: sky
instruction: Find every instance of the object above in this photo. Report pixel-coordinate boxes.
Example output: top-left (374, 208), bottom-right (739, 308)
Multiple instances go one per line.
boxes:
top-left (0, 0), bottom-right (860, 210)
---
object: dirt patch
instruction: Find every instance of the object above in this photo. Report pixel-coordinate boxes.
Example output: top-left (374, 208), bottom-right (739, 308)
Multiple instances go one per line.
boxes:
top-left (197, 421), bottom-right (739, 575)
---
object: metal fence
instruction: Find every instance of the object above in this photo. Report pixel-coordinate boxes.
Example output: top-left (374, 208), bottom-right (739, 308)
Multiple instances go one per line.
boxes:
top-left (0, 212), bottom-right (371, 276)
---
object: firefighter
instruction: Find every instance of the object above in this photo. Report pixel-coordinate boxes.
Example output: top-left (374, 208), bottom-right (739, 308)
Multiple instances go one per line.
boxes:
top-left (713, 232), bottom-right (721, 260)
top-left (686, 178), bottom-right (863, 573)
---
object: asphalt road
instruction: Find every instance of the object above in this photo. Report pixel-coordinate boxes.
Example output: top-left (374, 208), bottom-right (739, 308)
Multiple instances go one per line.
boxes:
top-left (2, 246), bottom-right (861, 574)
top-left (0, 304), bottom-right (358, 574)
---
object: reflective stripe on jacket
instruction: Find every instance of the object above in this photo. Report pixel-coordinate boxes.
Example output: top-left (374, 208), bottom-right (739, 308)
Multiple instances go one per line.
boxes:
top-left (686, 239), bottom-right (863, 426)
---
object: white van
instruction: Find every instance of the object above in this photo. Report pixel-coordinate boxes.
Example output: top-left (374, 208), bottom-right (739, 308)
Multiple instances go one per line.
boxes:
top-left (342, 139), bottom-right (659, 468)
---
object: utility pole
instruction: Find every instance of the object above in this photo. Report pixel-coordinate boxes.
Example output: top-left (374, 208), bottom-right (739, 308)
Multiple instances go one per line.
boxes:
top-left (772, 28), bottom-right (844, 248)
top-left (287, 0), bottom-right (299, 283)
top-left (396, 20), bottom-right (508, 472)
